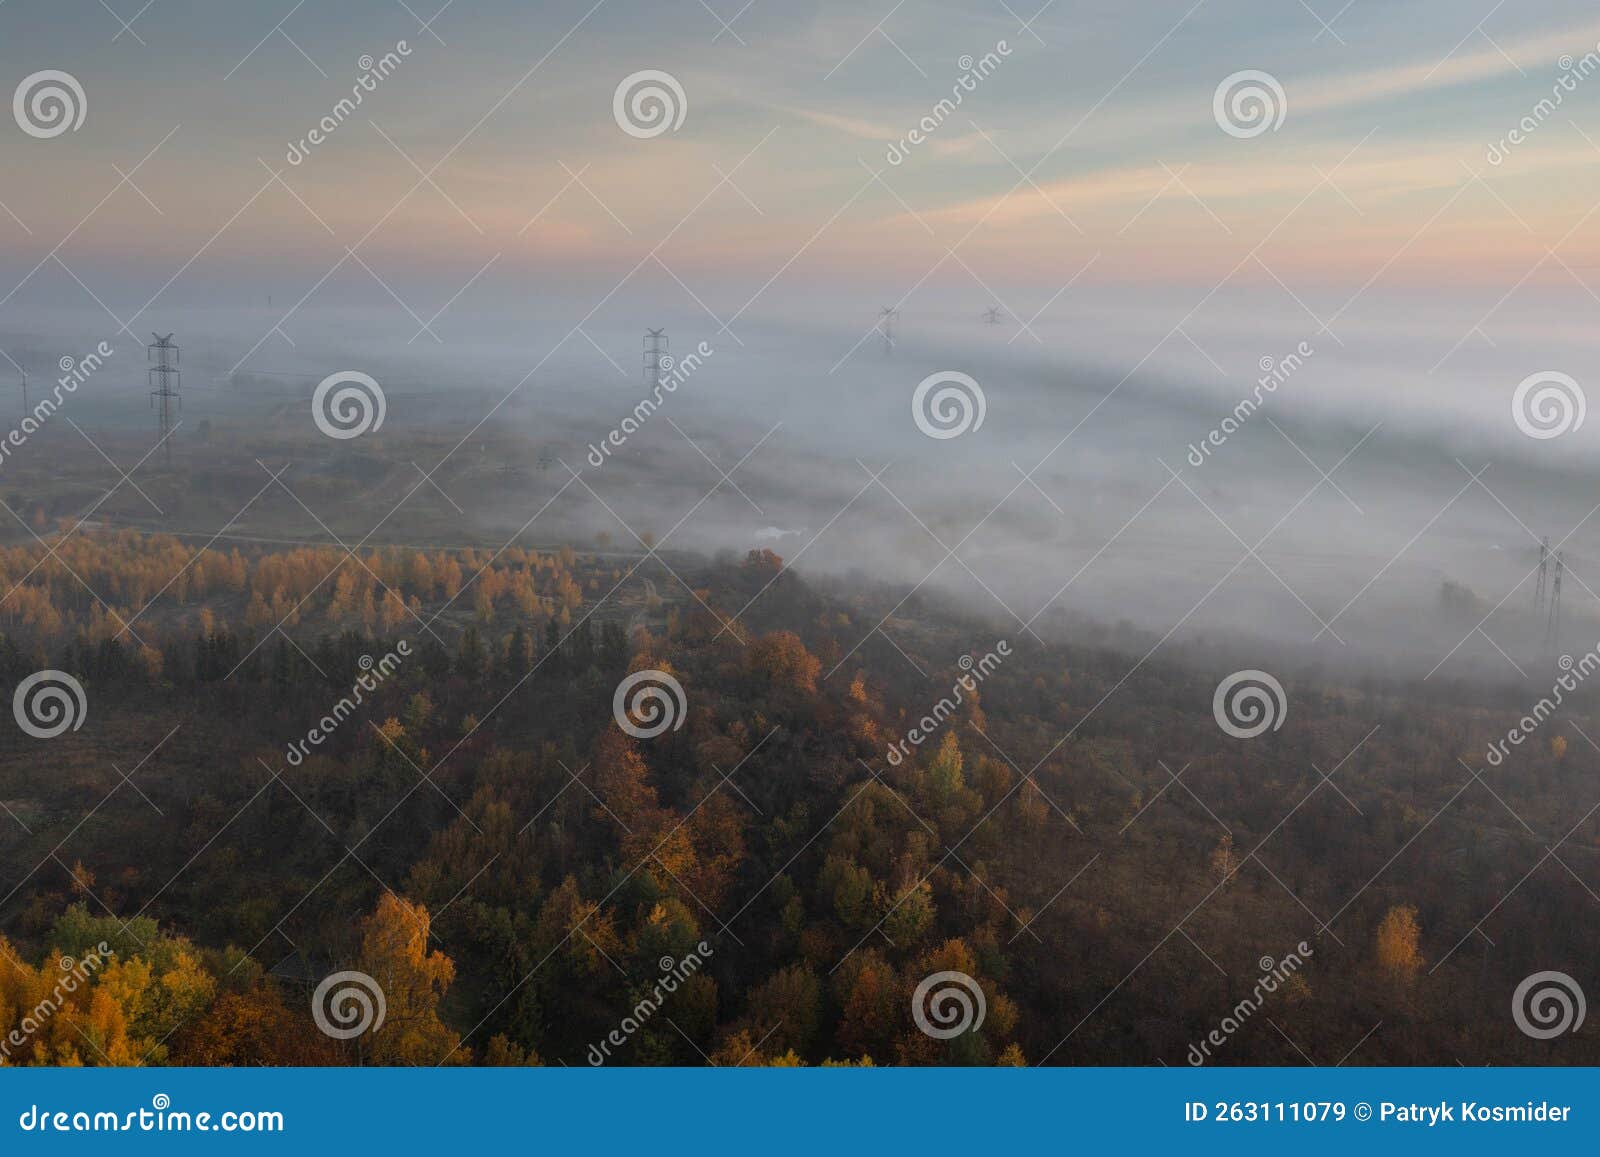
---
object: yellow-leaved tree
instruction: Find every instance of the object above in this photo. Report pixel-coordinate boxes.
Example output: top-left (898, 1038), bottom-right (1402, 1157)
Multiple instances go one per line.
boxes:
top-left (355, 894), bottom-right (468, 1065)
top-left (1375, 904), bottom-right (1423, 979)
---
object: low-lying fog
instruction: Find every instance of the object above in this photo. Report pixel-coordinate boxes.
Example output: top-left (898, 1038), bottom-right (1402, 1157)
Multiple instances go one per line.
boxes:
top-left (2, 275), bottom-right (1594, 686)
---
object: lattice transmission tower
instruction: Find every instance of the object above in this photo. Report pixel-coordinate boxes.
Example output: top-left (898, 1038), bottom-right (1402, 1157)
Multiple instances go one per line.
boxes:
top-left (1535, 535), bottom-right (1550, 615)
top-left (877, 306), bottom-right (898, 354)
top-left (1544, 549), bottom-right (1564, 652)
top-left (148, 333), bottom-right (180, 466)
top-left (644, 328), bottom-right (667, 390)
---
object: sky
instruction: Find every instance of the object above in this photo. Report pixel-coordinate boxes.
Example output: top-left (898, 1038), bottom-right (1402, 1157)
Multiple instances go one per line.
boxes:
top-left (4, 0), bottom-right (1600, 304)
top-left (5, 1), bottom-right (1600, 679)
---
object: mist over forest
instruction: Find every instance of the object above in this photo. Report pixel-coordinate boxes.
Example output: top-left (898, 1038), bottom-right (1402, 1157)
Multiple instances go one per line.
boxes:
top-left (1, 279), bottom-right (1591, 687)
top-left (4, 0), bottom-right (1599, 1080)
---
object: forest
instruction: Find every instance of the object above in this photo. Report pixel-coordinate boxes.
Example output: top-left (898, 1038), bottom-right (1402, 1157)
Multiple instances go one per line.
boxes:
top-left (0, 530), bottom-right (1595, 1066)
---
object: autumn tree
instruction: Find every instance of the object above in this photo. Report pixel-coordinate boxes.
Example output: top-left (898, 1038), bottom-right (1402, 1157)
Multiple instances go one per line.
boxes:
top-left (175, 985), bottom-right (340, 1065)
top-left (835, 950), bottom-right (900, 1061)
top-left (1209, 833), bottom-right (1240, 884)
top-left (355, 894), bottom-right (468, 1065)
top-left (743, 965), bottom-right (822, 1057)
top-left (748, 630), bottom-right (821, 694)
top-left (482, 1033), bottom-right (542, 1066)
top-left (818, 855), bottom-right (878, 930)
top-left (926, 732), bottom-right (965, 802)
top-left (0, 936), bottom-right (136, 1066)
top-left (1375, 904), bottom-right (1423, 979)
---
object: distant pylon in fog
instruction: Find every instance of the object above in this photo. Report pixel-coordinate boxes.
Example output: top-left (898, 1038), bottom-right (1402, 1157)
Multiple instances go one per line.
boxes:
top-left (877, 306), bottom-right (898, 354)
top-left (148, 333), bottom-right (180, 467)
top-left (1535, 535), bottom-right (1550, 616)
top-left (644, 328), bottom-right (667, 389)
top-left (1545, 549), bottom-right (1564, 652)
